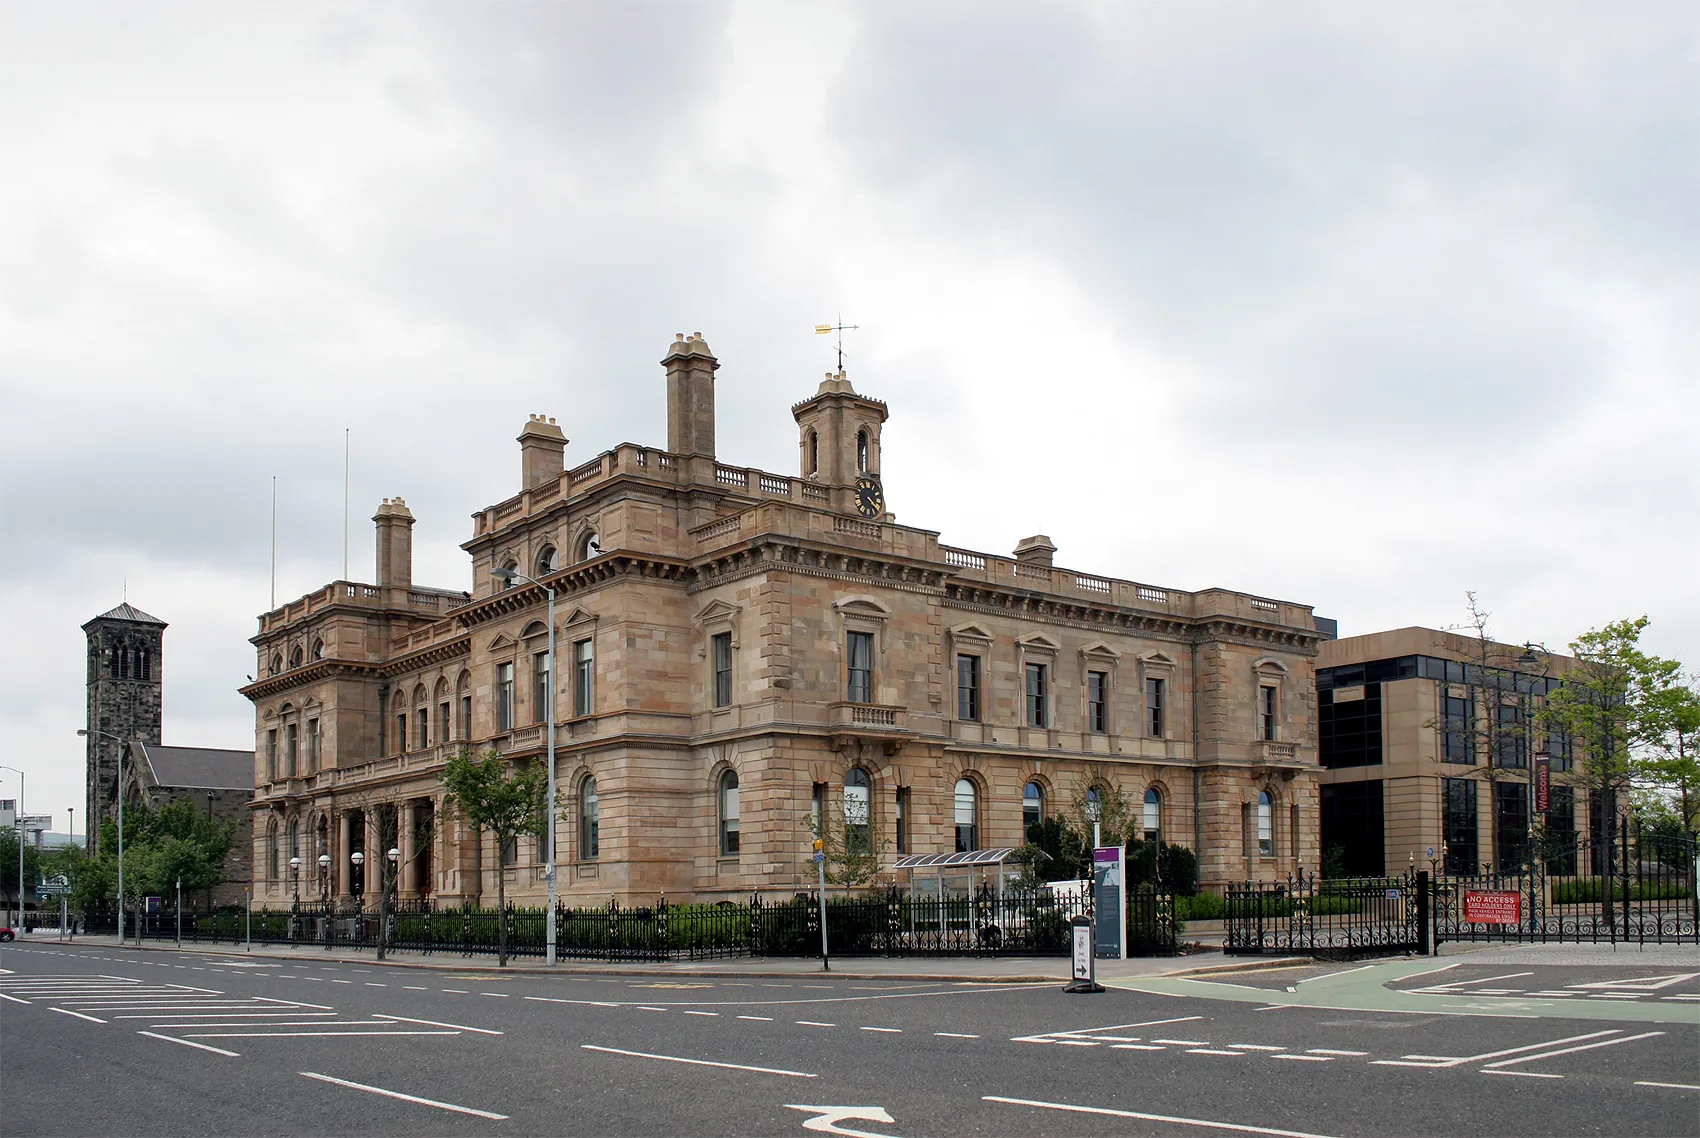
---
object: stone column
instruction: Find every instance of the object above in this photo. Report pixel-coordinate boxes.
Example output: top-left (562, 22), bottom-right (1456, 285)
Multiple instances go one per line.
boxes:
top-left (363, 813), bottom-right (381, 908)
top-left (400, 801), bottom-right (417, 898)
top-left (336, 812), bottom-right (352, 897)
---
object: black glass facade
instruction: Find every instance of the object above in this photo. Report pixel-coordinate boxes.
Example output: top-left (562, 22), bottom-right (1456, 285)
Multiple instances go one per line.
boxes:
top-left (1494, 780), bottom-right (1529, 872)
top-left (1320, 780), bottom-right (1385, 876)
top-left (1442, 777), bottom-right (1478, 874)
top-left (1319, 683), bottom-right (1383, 769)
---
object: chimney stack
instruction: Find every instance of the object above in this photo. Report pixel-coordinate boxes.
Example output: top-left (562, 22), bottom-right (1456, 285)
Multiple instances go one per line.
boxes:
top-left (1013, 535), bottom-right (1057, 567)
top-left (663, 332), bottom-right (719, 457)
top-left (373, 497), bottom-right (416, 588)
top-left (518, 414), bottom-right (567, 489)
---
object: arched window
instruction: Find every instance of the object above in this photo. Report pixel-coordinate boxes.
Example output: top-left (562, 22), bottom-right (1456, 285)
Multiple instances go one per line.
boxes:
top-left (288, 819), bottom-right (300, 862)
top-left (954, 778), bottom-right (979, 853)
top-left (808, 430), bottom-right (818, 475)
top-left (271, 654), bottom-right (282, 676)
top-left (266, 820), bottom-right (280, 882)
top-left (1257, 790), bottom-right (1274, 857)
top-left (289, 646), bottom-right (303, 668)
top-left (578, 531), bottom-right (602, 562)
top-left (579, 776), bottom-right (599, 860)
top-left (719, 770), bottom-right (740, 856)
top-left (856, 429), bottom-right (869, 473)
top-left (1143, 787), bottom-right (1162, 841)
top-left (498, 560), bottom-right (518, 590)
top-left (310, 639), bottom-right (324, 661)
top-left (537, 546), bottom-right (558, 575)
top-left (844, 769), bottom-right (871, 855)
top-left (1022, 781), bottom-right (1044, 839)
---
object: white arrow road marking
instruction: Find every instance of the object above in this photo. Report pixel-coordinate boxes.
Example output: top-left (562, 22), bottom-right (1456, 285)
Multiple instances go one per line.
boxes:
top-left (784, 1104), bottom-right (898, 1137)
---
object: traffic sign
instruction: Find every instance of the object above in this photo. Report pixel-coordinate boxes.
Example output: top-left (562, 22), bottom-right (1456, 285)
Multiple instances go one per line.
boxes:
top-left (36, 883), bottom-right (70, 897)
top-left (812, 851), bottom-right (825, 863)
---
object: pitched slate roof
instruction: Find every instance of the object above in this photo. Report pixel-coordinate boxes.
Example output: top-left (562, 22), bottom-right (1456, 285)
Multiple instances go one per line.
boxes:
top-left (133, 743), bottom-right (251, 791)
top-left (84, 603), bottom-right (168, 627)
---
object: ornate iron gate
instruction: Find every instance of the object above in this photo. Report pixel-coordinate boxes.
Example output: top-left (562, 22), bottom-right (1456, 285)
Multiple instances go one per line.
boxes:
top-left (1225, 870), bottom-right (1424, 958)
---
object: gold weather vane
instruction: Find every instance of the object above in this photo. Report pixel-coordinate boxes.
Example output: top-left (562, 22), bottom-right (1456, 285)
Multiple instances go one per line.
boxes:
top-left (814, 318), bottom-right (859, 373)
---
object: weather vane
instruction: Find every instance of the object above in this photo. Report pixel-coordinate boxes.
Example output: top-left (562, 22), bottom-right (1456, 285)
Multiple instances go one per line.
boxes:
top-left (814, 318), bottom-right (859, 373)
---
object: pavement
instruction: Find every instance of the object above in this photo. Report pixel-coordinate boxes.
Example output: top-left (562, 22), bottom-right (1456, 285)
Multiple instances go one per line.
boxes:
top-left (3, 934), bottom-right (1697, 1137)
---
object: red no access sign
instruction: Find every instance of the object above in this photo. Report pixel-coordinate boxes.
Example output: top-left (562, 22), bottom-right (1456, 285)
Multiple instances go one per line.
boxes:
top-left (1464, 890), bottom-right (1521, 925)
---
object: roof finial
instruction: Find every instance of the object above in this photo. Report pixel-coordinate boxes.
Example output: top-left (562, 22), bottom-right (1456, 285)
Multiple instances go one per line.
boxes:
top-left (814, 316), bottom-right (859, 374)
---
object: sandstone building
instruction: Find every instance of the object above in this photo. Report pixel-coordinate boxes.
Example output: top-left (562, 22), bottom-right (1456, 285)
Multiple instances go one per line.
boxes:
top-left (1317, 627), bottom-right (1586, 877)
top-left (244, 334), bottom-right (1328, 908)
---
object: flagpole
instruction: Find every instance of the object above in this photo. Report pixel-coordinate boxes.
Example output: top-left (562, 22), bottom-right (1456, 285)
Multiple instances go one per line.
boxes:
top-left (270, 476), bottom-right (277, 609)
top-left (343, 428), bottom-right (350, 582)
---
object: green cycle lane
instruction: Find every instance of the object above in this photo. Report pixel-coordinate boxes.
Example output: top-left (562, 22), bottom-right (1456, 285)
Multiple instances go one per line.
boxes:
top-left (1111, 957), bottom-right (1700, 1025)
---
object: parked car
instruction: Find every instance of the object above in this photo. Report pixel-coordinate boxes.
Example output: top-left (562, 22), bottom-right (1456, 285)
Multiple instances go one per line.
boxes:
top-left (0, 926), bottom-right (15, 942)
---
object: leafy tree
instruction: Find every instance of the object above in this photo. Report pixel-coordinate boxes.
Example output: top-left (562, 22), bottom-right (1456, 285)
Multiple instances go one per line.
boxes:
top-left (0, 829), bottom-right (43, 921)
top-left (807, 799), bottom-right (887, 890)
top-left (1017, 815), bottom-right (1087, 883)
top-left (1641, 672), bottom-right (1700, 832)
top-left (1068, 763), bottom-right (1137, 847)
top-left (66, 803), bottom-right (233, 926)
top-left (441, 748), bottom-right (547, 966)
top-left (1540, 617), bottom-right (1682, 847)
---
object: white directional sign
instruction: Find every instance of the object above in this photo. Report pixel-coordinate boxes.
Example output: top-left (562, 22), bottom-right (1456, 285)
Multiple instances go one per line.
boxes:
top-left (784, 1104), bottom-right (898, 1138)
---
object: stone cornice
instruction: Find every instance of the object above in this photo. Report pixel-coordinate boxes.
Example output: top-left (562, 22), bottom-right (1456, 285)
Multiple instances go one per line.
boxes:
top-left (943, 586), bottom-right (1196, 644)
top-left (453, 553), bottom-right (692, 629)
top-left (1194, 620), bottom-right (1320, 656)
top-left (240, 659), bottom-right (383, 703)
top-left (687, 538), bottom-right (951, 596)
top-left (383, 635), bottom-right (472, 675)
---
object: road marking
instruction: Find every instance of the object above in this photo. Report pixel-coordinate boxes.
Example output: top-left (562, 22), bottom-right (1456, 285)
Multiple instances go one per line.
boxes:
top-left (1229, 1044), bottom-right (1286, 1051)
top-left (1112, 1044), bottom-right (1165, 1051)
top-left (374, 1013), bottom-right (504, 1035)
top-left (860, 1027), bottom-right (901, 1033)
top-left (1419, 972), bottom-right (1534, 990)
top-left (51, 1007), bottom-right (107, 1023)
top-left (582, 1044), bottom-right (817, 1078)
top-left (137, 1031), bottom-right (239, 1057)
top-left (684, 1010), bottom-right (719, 1017)
top-left (985, 1096), bottom-right (1340, 1138)
top-left (1485, 1031), bottom-right (1663, 1069)
top-left (1569, 973), bottom-right (1697, 991)
top-left (187, 1030), bottom-right (460, 1038)
top-left (1271, 1054), bottom-right (1331, 1062)
top-left (1485, 1070), bottom-right (1562, 1079)
top-left (159, 1021), bottom-right (394, 1029)
top-left (1297, 965), bottom-right (1374, 984)
top-left (364, 983), bottom-right (386, 988)
top-left (329, 980), bottom-right (353, 985)
top-left (0, 993), bottom-right (30, 1005)
top-left (1636, 1081), bottom-right (1700, 1090)
top-left (1152, 1039), bottom-right (1212, 1046)
top-left (739, 1015), bottom-right (773, 1021)
top-left (481, 992), bottom-right (509, 998)
top-left (639, 1006), bottom-right (667, 1013)
top-left (1371, 1029), bottom-right (1623, 1069)
top-left (442, 989), bottom-right (468, 994)
top-left (1307, 1049), bottom-right (1368, 1057)
top-left (114, 1011), bottom-right (337, 1020)
top-left (299, 1071), bottom-right (508, 1119)
top-left (1053, 1040), bottom-right (1098, 1047)
top-left (1188, 1049), bottom-right (1245, 1056)
top-left (935, 1032), bottom-right (979, 1038)
top-left (797, 1020), bottom-right (837, 1027)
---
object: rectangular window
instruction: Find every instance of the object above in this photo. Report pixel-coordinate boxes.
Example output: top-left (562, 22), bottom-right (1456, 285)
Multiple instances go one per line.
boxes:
top-left (1025, 662), bottom-right (1048, 728)
top-left (720, 778), bottom-right (740, 856)
top-left (136, 647), bottom-right (151, 682)
top-left (895, 787), bottom-right (909, 854)
top-left (438, 703), bottom-right (450, 747)
top-left (306, 718), bottom-right (320, 773)
top-left (1494, 704), bottom-right (1527, 769)
top-left (1320, 685), bottom-right (1384, 769)
top-left (712, 632), bottom-right (733, 708)
top-left (1320, 781), bottom-right (1386, 876)
top-left (1493, 781), bottom-right (1529, 872)
top-left (500, 835), bottom-right (518, 867)
top-left (1146, 677), bottom-right (1165, 738)
top-left (846, 631), bottom-right (874, 704)
top-left (1545, 785), bottom-right (1577, 874)
top-left (573, 639), bottom-right (594, 717)
top-left (1087, 671), bottom-right (1108, 734)
top-left (811, 783), bottom-right (826, 840)
top-left (460, 694), bottom-right (472, 741)
top-left (495, 663), bottom-right (515, 732)
top-left (285, 722), bottom-right (299, 774)
top-left (1545, 720), bottom-right (1572, 772)
top-left (1443, 778), bottom-right (1478, 874)
top-left (534, 650), bottom-right (552, 724)
top-left (956, 654), bottom-right (980, 721)
top-left (1259, 685), bottom-right (1278, 741)
top-left (415, 708), bottom-right (428, 750)
top-left (266, 729), bottom-right (278, 781)
top-left (395, 713), bottom-right (408, 755)
top-left (1442, 695), bottom-right (1473, 764)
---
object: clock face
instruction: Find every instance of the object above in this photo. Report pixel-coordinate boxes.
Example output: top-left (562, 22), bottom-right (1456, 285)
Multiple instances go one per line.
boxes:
top-left (854, 476), bottom-right (884, 518)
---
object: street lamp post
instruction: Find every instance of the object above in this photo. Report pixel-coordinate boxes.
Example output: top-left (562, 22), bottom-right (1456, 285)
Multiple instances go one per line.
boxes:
top-left (0, 766), bottom-right (23, 931)
top-left (289, 856), bottom-right (302, 944)
top-left (77, 729), bottom-right (128, 941)
top-left (317, 851), bottom-right (331, 952)
top-left (491, 566), bottom-right (558, 965)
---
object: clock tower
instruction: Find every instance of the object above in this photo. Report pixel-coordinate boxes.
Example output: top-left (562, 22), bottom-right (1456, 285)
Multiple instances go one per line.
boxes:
top-left (791, 371), bottom-right (890, 518)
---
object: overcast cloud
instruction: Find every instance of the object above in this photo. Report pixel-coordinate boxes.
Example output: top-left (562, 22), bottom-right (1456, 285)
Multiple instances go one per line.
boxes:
top-left (2, 1), bottom-right (1694, 834)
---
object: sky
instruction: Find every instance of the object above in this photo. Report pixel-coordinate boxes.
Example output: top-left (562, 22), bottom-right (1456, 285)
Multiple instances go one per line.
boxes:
top-left (1, 2), bottom-right (1694, 838)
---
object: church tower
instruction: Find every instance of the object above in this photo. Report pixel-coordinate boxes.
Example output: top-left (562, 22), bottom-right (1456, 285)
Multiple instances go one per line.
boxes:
top-left (791, 371), bottom-right (890, 517)
top-left (82, 604), bottom-right (166, 854)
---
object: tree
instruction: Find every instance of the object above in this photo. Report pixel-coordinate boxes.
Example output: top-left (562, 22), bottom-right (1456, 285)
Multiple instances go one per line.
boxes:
top-left (1641, 672), bottom-right (1700, 832)
top-left (1068, 763), bottom-right (1138, 848)
top-left (1540, 617), bottom-right (1682, 854)
top-left (0, 829), bottom-right (43, 922)
top-left (807, 799), bottom-right (887, 890)
top-left (69, 801), bottom-right (234, 929)
top-left (1015, 815), bottom-right (1087, 883)
top-left (440, 748), bottom-right (547, 966)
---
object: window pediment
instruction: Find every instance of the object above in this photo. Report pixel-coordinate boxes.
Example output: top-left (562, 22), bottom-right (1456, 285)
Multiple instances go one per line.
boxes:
top-left (1015, 632), bottom-right (1061, 652)
top-left (1079, 640), bottom-right (1120, 660)
top-left (695, 600), bottom-right (742, 625)
top-left (1252, 656), bottom-right (1290, 674)
top-left (948, 622), bottom-right (994, 643)
top-left (520, 620), bottom-right (549, 640)
top-left (562, 606), bottom-right (598, 629)
top-left (833, 595), bottom-right (891, 618)
top-left (1139, 650), bottom-right (1178, 669)
top-left (487, 633), bottom-right (515, 651)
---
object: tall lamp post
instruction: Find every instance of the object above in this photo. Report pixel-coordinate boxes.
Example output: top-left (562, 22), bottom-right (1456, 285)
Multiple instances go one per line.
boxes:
top-left (491, 566), bottom-right (559, 965)
top-left (76, 728), bottom-right (127, 941)
top-left (0, 766), bottom-right (23, 930)
top-left (317, 853), bottom-right (330, 901)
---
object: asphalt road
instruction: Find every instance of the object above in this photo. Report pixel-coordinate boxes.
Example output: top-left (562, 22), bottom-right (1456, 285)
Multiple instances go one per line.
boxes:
top-left (3, 942), bottom-right (1697, 1138)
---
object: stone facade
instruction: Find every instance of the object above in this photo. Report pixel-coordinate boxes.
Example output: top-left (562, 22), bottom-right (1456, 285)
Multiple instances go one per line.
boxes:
top-left (244, 333), bottom-right (1327, 908)
top-left (82, 604), bottom-right (166, 856)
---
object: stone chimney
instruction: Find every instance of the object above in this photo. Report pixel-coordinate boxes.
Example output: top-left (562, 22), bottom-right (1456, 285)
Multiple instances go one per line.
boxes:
top-left (518, 414), bottom-right (566, 489)
top-left (373, 497), bottom-right (416, 588)
top-left (1013, 535), bottom-right (1057, 567)
top-left (663, 332), bottom-right (719, 457)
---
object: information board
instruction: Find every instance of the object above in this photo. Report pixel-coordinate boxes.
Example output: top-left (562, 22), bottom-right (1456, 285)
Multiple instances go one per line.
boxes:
top-left (1092, 846), bottom-right (1124, 960)
top-left (1463, 890), bottom-right (1521, 925)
